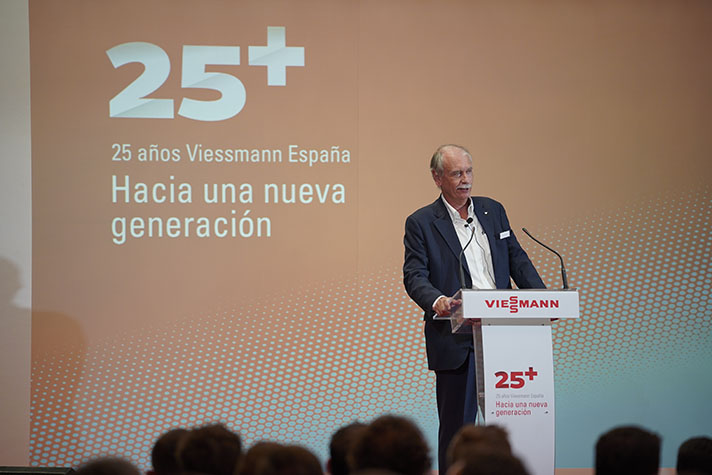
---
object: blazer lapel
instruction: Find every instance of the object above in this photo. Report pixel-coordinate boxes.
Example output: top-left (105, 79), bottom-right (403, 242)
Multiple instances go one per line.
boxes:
top-left (433, 198), bottom-right (471, 279)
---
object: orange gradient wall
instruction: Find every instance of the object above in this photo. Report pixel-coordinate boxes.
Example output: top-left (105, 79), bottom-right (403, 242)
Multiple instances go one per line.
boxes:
top-left (21, 0), bottom-right (712, 470)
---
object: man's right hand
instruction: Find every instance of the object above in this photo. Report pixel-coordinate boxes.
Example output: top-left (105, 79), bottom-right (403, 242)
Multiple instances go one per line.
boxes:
top-left (433, 296), bottom-right (462, 317)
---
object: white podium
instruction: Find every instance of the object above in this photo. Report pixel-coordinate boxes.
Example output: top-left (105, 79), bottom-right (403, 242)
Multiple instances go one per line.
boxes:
top-left (440, 289), bottom-right (580, 475)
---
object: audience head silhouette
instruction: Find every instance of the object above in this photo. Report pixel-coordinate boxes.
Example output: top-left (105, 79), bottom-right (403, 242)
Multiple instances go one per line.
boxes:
top-left (446, 424), bottom-right (512, 468)
top-left (238, 441), bottom-right (322, 475)
top-left (327, 421), bottom-right (366, 475)
top-left (75, 457), bottom-right (141, 475)
top-left (149, 428), bottom-right (189, 475)
top-left (447, 448), bottom-right (529, 475)
top-left (595, 425), bottom-right (660, 475)
top-left (677, 436), bottom-right (712, 475)
top-left (176, 423), bottom-right (243, 475)
top-left (349, 415), bottom-right (431, 475)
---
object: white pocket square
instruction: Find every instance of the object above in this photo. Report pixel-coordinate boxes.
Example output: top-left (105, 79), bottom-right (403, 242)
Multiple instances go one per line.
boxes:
top-left (499, 230), bottom-right (510, 239)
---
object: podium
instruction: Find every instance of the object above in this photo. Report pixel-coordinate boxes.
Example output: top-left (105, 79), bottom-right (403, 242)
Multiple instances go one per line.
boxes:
top-left (437, 289), bottom-right (580, 475)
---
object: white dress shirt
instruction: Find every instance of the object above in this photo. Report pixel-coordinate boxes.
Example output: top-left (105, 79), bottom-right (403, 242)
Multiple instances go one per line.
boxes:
top-left (441, 195), bottom-right (496, 290)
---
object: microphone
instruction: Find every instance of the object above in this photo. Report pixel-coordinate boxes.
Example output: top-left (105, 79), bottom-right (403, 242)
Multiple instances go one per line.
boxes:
top-left (458, 217), bottom-right (476, 289)
top-left (521, 228), bottom-right (569, 289)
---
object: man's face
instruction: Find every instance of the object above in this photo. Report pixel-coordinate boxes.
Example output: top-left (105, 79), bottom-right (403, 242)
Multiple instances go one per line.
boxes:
top-left (432, 147), bottom-right (473, 209)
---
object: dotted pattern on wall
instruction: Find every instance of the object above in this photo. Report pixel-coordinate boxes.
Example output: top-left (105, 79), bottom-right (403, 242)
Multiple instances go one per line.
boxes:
top-left (31, 270), bottom-right (436, 470)
top-left (31, 186), bottom-right (711, 470)
top-left (525, 187), bottom-right (712, 392)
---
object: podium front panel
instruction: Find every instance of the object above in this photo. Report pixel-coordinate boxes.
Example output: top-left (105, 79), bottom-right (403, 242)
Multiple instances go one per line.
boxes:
top-left (481, 323), bottom-right (555, 475)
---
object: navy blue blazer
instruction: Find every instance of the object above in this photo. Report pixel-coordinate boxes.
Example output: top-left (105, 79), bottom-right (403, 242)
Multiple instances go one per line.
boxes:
top-left (403, 196), bottom-right (545, 371)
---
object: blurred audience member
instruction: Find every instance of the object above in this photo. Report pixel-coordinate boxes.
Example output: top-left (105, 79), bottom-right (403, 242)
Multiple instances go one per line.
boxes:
top-left (276, 445), bottom-right (323, 475)
top-left (348, 470), bottom-right (399, 475)
top-left (350, 415), bottom-right (431, 475)
top-left (595, 425), bottom-right (660, 475)
top-left (446, 424), bottom-right (512, 468)
top-left (239, 441), bottom-right (285, 475)
top-left (677, 436), bottom-right (712, 475)
top-left (149, 428), bottom-right (188, 475)
top-left (75, 457), bottom-right (141, 475)
top-left (448, 448), bottom-right (528, 475)
top-left (327, 422), bottom-right (367, 475)
top-left (177, 423), bottom-right (243, 475)
top-left (238, 442), bottom-right (322, 475)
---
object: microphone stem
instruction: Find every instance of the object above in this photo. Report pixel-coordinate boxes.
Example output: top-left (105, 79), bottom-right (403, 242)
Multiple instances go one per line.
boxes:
top-left (458, 220), bottom-right (476, 289)
top-left (521, 228), bottom-right (569, 289)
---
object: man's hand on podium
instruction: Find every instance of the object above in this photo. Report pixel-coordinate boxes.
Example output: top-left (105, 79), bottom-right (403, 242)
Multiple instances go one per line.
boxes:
top-left (433, 296), bottom-right (462, 317)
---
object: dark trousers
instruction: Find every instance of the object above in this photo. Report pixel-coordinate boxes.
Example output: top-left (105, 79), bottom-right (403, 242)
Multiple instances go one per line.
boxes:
top-left (435, 350), bottom-right (477, 473)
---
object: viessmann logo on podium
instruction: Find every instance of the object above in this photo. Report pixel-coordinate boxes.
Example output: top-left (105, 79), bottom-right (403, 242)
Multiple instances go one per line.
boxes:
top-left (485, 296), bottom-right (560, 314)
top-left (461, 289), bottom-right (579, 318)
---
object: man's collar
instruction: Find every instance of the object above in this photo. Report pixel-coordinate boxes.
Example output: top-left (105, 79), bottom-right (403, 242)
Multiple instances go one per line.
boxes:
top-left (440, 194), bottom-right (473, 221)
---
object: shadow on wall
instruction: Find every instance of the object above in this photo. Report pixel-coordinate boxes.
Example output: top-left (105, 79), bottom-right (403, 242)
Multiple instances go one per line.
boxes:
top-left (27, 259), bottom-right (87, 463)
top-left (0, 256), bottom-right (31, 462)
